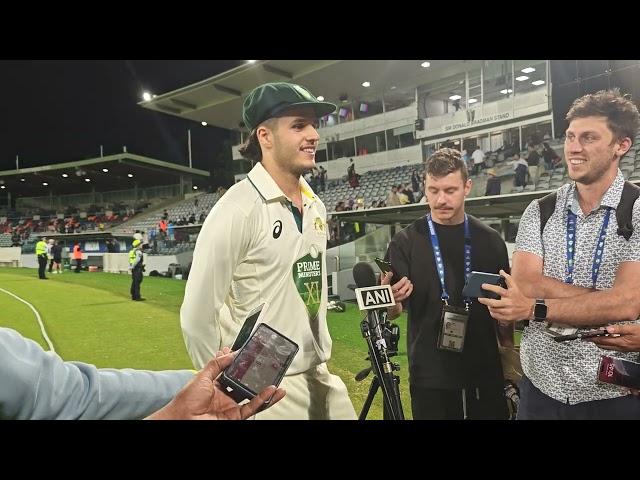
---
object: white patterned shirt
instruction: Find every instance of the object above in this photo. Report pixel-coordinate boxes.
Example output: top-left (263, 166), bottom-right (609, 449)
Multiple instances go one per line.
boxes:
top-left (516, 170), bottom-right (640, 404)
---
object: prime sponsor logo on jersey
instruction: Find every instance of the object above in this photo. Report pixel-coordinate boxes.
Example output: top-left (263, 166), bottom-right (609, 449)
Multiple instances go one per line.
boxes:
top-left (292, 246), bottom-right (322, 320)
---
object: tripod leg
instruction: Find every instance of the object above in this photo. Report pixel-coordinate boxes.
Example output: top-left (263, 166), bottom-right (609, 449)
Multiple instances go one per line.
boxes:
top-left (381, 374), bottom-right (405, 420)
top-left (392, 374), bottom-right (405, 420)
top-left (359, 376), bottom-right (380, 420)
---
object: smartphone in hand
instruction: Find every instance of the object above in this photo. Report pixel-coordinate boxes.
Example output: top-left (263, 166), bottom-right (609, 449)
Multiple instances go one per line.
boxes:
top-left (597, 355), bottom-right (640, 390)
top-left (462, 271), bottom-right (506, 300)
top-left (553, 329), bottom-right (614, 342)
top-left (231, 303), bottom-right (268, 351)
top-left (219, 323), bottom-right (299, 404)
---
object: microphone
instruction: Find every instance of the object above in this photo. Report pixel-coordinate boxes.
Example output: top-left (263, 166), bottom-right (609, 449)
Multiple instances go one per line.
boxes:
top-left (352, 261), bottom-right (388, 350)
top-left (352, 261), bottom-right (405, 420)
top-left (353, 261), bottom-right (377, 289)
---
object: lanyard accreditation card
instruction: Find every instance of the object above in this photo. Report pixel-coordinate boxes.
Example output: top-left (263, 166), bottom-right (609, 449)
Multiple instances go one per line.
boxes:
top-left (427, 214), bottom-right (472, 353)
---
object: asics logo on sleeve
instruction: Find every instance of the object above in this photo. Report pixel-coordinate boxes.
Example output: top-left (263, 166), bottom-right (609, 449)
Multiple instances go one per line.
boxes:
top-left (273, 220), bottom-right (282, 239)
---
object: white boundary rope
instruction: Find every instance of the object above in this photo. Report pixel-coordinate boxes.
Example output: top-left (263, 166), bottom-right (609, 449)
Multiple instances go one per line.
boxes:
top-left (0, 287), bottom-right (55, 353)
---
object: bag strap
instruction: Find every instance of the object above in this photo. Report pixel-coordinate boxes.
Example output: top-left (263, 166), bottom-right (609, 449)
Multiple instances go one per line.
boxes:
top-left (537, 192), bottom-right (557, 236)
top-left (538, 181), bottom-right (638, 240)
top-left (616, 181), bottom-right (640, 241)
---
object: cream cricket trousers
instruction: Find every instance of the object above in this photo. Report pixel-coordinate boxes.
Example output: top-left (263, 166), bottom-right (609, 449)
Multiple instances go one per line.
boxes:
top-left (253, 362), bottom-right (356, 420)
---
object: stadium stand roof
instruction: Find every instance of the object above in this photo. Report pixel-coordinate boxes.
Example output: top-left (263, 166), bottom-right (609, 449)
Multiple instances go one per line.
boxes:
top-left (330, 189), bottom-right (560, 225)
top-left (0, 153), bottom-right (209, 197)
top-left (331, 177), bottom-right (640, 225)
top-left (137, 60), bottom-right (588, 226)
top-left (139, 60), bottom-right (469, 130)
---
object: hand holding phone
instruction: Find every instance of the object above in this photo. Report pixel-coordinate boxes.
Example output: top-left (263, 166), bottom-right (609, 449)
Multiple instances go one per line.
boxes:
top-left (219, 323), bottom-right (299, 404)
top-left (462, 271), bottom-right (506, 300)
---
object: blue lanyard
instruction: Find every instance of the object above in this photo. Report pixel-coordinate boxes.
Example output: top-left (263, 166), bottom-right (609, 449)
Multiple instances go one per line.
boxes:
top-left (565, 208), bottom-right (611, 287)
top-left (426, 214), bottom-right (472, 307)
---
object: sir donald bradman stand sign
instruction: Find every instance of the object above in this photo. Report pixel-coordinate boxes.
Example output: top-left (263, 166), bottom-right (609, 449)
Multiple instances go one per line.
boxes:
top-left (355, 285), bottom-right (396, 311)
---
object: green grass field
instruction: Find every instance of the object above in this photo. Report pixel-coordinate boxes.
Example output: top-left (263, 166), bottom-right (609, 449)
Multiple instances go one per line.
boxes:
top-left (0, 267), bottom-right (411, 419)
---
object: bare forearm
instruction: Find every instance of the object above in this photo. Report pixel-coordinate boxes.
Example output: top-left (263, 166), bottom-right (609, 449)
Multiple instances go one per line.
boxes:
top-left (497, 322), bottom-right (515, 348)
top-left (387, 303), bottom-right (403, 320)
top-left (515, 273), bottom-right (592, 299)
top-left (547, 290), bottom-right (640, 326)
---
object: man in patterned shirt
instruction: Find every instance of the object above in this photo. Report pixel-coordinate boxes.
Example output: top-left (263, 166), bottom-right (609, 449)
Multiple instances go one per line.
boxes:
top-left (479, 89), bottom-right (640, 419)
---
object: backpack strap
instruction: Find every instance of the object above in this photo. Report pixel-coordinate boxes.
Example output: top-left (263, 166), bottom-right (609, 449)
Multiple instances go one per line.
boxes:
top-left (537, 181), bottom-right (638, 240)
top-left (616, 181), bottom-right (640, 241)
top-left (537, 192), bottom-right (557, 235)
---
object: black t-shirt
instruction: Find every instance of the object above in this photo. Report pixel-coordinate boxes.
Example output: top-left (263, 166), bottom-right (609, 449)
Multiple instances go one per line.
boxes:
top-left (526, 150), bottom-right (540, 167)
top-left (542, 148), bottom-right (559, 162)
top-left (386, 215), bottom-right (509, 389)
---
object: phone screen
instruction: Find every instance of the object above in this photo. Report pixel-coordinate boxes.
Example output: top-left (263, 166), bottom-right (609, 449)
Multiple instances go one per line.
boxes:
top-left (598, 356), bottom-right (640, 390)
top-left (231, 304), bottom-right (266, 351)
top-left (375, 257), bottom-right (392, 275)
top-left (225, 324), bottom-right (298, 395)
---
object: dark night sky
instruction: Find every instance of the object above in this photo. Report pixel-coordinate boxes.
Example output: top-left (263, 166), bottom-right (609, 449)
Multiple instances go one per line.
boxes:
top-left (0, 60), bottom-right (244, 185)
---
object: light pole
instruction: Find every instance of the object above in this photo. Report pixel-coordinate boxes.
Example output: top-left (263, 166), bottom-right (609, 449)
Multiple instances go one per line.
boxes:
top-left (187, 129), bottom-right (192, 169)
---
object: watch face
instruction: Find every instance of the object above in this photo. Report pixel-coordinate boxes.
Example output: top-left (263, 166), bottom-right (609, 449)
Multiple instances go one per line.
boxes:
top-left (534, 302), bottom-right (547, 320)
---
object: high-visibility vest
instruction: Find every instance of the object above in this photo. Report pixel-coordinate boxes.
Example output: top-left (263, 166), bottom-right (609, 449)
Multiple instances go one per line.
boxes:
top-left (72, 245), bottom-right (82, 259)
top-left (35, 241), bottom-right (47, 256)
top-left (129, 248), bottom-right (137, 266)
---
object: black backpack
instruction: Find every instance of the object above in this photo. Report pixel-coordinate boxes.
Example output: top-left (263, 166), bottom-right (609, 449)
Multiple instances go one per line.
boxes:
top-left (538, 181), bottom-right (640, 240)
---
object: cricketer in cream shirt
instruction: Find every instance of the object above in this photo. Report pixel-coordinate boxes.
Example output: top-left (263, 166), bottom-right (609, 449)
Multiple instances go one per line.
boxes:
top-left (181, 162), bottom-right (355, 419)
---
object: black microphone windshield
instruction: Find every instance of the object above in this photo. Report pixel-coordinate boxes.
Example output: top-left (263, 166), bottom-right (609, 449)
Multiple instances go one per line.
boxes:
top-left (353, 261), bottom-right (377, 288)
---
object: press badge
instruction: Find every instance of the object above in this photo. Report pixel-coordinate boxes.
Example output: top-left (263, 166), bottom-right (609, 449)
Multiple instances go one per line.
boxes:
top-left (545, 323), bottom-right (578, 338)
top-left (437, 305), bottom-right (468, 352)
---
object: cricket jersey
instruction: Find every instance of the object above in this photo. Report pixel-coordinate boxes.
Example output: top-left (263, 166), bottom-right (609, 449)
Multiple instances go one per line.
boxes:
top-left (181, 162), bottom-right (332, 375)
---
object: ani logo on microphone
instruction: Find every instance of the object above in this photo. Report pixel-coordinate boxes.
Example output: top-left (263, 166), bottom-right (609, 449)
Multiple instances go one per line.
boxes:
top-left (355, 285), bottom-right (396, 311)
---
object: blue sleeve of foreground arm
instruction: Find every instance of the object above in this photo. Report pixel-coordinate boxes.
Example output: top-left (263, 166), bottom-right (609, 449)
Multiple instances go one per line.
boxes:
top-left (0, 327), bottom-right (193, 420)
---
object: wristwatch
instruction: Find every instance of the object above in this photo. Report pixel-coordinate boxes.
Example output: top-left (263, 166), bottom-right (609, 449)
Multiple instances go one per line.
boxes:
top-left (533, 299), bottom-right (547, 322)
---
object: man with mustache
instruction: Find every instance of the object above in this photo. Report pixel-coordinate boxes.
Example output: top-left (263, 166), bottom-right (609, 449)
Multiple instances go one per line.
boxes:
top-left (382, 148), bottom-right (513, 419)
top-left (181, 82), bottom-right (356, 420)
top-left (479, 89), bottom-right (640, 419)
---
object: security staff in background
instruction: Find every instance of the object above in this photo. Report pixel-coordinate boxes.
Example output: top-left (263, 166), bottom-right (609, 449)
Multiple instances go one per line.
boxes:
top-left (72, 241), bottom-right (83, 273)
top-left (129, 239), bottom-right (145, 301)
top-left (35, 236), bottom-right (48, 280)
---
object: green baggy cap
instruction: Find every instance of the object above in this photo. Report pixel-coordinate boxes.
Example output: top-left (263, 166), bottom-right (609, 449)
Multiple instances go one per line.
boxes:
top-left (242, 82), bottom-right (336, 131)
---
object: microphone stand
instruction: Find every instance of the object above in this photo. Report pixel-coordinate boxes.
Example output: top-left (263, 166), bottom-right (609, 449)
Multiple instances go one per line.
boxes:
top-left (357, 310), bottom-right (404, 420)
